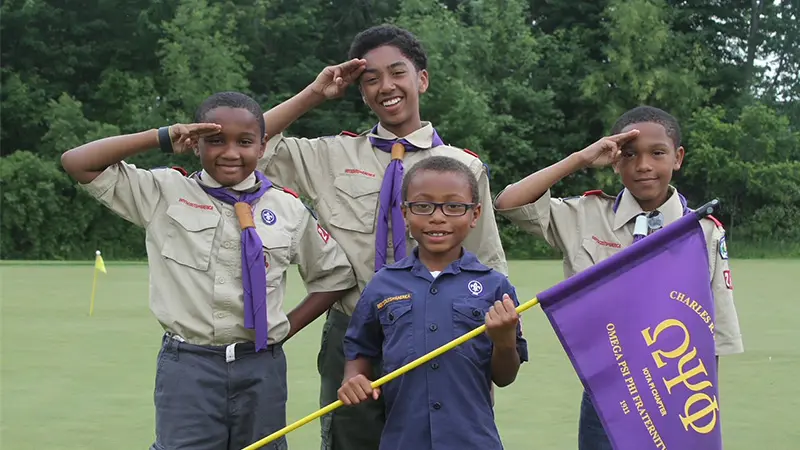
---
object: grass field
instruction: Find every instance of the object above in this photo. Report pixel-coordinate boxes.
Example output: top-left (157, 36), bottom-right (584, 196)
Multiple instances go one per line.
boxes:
top-left (2, 259), bottom-right (799, 449)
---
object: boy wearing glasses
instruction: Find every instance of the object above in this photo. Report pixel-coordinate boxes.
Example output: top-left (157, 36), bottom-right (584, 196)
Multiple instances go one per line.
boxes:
top-left (338, 156), bottom-right (528, 450)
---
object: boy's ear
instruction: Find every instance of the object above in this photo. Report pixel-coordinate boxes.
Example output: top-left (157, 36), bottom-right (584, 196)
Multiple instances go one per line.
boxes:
top-left (470, 203), bottom-right (482, 228)
top-left (674, 146), bottom-right (685, 170)
top-left (418, 69), bottom-right (429, 94)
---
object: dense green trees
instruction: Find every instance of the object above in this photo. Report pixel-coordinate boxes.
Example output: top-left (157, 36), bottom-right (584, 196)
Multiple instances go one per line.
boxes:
top-left (2, 0), bottom-right (797, 259)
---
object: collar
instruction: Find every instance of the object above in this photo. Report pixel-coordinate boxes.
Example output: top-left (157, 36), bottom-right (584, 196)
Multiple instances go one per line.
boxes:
top-left (612, 186), bottom-right (685, 230)
top-left (368, 121), bottom-right (436, 149)
top-left (386, 247), bottom-right (492, 275)
top-left (195, 170), bottom-right (261, 193)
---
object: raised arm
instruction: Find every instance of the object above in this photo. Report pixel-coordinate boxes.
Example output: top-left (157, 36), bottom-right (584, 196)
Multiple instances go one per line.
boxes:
top-left (263, 59), bottom-right (366, 137)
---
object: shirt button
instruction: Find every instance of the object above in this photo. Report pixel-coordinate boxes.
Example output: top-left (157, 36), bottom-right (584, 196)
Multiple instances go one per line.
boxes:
top-left (430, 287), bottom-right (438, 294)
top-left (432, 402), bottom-right (442, 410)
top-left (225, 210), bottom-right (233, 217)
top-left (431, 362), bottom-right (439, 370)
top-left (214, 311), bottom-right (226, 319)
top-left (472, 309), bottom-right (482, 318)
top-left (429, 323), bottom-right (438, 332)
top-left (216, 276), bottom-right (225, 284)
top-left (388, 312), bottom-right (395, 321)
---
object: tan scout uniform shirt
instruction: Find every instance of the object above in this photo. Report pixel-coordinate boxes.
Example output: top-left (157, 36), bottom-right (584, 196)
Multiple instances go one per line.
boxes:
top-left (82, 162), bottom-right (357, 346)
top-left (259, 122), bottom-right (508, 315)
top-left (495, 186), bottom-right (744, 356)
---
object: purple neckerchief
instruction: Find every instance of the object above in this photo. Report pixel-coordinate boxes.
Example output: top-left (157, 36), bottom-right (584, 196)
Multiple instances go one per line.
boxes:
top-left (613, 189), bottom-right (692, 243)
top-left (200, 171), bottom-right (272, 351)
top-left (368, 124), bottom-right (445, 271)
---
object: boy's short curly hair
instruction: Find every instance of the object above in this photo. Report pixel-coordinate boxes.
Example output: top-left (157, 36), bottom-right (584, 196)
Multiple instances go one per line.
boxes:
top-left (195, 91), bottom-right (265, 137)
top-left (348, 24), bottom-right (428, 71)
top-left (611, 105), bottom-right (681, 148)
top-left (402, 156), bottom-right (479, 203)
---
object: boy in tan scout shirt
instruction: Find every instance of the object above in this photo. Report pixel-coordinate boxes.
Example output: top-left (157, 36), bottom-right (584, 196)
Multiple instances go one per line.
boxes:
top-left (494, 105), bottom-right (744, 450)
top-left (61, 91), bottom-right (357, 450)
top-left (257, 24), bottom-right (507, 450)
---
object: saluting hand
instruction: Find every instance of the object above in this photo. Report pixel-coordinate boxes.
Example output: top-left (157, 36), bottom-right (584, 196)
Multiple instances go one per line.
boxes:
top-left (167, 123), bottom-right (223, 154)
top-left (310, 58), bottom-right (368, 100)
top-left (485, 294), bottom-right (520, 349)
top-left (338, 374), bottom-right (380, 406)
top-left (577, 129), bottom-right (640, 168)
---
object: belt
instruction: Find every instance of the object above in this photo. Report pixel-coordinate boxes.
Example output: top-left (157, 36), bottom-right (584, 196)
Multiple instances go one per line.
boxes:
top-left (164, 332), bottom-right (276, 363)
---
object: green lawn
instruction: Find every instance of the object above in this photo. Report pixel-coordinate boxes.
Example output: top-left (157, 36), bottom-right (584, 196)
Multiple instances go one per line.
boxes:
top-left (2, 260), bottom-right (798, 449)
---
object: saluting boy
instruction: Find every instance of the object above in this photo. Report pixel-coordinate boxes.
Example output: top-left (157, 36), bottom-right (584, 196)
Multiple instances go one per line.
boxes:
top-left (257, 25), bottom-right (507, 450)
top-left (494, 105), bottom-right (744, 450)
top-left (61, 91), bottom-right (357, 450)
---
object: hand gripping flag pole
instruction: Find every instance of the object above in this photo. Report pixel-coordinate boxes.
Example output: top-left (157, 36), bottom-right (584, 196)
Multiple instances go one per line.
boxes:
top-left (241, 296), bottom-right (542, 450)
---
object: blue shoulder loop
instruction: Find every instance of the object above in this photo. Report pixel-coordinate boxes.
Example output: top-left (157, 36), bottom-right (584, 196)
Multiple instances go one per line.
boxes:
top-left (303, 203), bottom-right (318, 220)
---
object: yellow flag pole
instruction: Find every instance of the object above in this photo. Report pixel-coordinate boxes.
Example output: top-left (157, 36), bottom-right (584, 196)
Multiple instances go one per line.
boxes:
top-left (242, 296), bottom-right (541, 450)
top-left (89, 250), bottom-right (106, 316)
top-left (89, 267), bottom-right (99, 316)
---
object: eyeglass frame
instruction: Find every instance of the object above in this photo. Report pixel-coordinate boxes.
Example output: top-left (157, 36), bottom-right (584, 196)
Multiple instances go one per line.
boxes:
top-left (403, 201), bottom-right (478, 217)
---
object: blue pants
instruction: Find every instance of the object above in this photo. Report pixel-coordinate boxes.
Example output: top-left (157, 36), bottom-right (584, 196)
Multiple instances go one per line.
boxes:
top-left (578, 390), bottom-right (612, 450)
top-left (150, 334), bottom-right (288, 450)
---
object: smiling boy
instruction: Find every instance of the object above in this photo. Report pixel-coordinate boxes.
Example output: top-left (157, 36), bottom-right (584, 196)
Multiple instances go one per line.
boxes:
top-left (257, 24), bottom-right (508, 450)
top-left (494, 105), bottom-right (744, 450)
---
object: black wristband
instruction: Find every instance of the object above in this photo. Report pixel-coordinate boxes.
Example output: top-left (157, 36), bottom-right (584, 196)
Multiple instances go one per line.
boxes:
top-left (158, 126), bottom-right (173, 153)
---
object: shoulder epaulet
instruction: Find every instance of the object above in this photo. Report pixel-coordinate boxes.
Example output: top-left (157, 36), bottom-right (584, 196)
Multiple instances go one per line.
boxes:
top-left (171, 166), bottom-right (188, 177)
top-left (704, 214), bottom-right (724, 229)
top-left (462, 148), bottom-right (480, 159)
top-left (583, 189), bottom-right (606, 196)
top-left (339, 130), bottom-right (359, 137)
top-left (275, 185), bottom-right (299, 198)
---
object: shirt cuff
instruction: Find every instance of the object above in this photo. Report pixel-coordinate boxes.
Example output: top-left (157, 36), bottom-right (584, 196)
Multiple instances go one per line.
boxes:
top-left (79, 162), bottom-right (126, 199)
top-left (493, 186), bottom-right (551, 226)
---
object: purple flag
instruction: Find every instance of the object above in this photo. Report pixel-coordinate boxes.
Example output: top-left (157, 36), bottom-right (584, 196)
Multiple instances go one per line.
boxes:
top-left (538, 202), bottom-right (723, 450)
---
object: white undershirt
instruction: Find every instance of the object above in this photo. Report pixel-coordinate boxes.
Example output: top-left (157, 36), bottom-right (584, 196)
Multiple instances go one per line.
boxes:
top-left (430, 271), bottom-right (441, 278)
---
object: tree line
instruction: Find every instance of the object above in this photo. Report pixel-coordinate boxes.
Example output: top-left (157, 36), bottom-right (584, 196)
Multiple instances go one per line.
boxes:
top-left (1, 0), bottom-right (798, 260)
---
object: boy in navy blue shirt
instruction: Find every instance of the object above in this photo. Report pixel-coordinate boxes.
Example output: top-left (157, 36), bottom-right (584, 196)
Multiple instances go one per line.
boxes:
top-left (338, 156), bottom-right (528, 450)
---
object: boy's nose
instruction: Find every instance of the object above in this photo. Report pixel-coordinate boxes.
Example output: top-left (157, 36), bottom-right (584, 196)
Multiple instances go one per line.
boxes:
top-left (428, 209), bottom-right (448, 223)
top-left (635, 156), bottom-right (653, 172)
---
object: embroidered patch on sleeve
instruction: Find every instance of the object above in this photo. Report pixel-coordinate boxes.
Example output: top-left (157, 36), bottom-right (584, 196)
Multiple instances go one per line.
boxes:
top-left (317, 224), bottom-right (330, 243)
top-left (719, 236), bottom-right (728, 260)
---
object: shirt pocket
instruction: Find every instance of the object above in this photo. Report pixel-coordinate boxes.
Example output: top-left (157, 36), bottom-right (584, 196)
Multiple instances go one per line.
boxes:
top-left (572, 236), bottom-right (622, 272)
top-left (328, 174), bottom-right (382, 233)
top-left (377, 300), bottom-right (413, 371)
top-left (452, 298), bottom-right (493, 368)
top-left (161, 204), bottom-right (220, 271)
top-left (257, 229), bottom-right (292, 287)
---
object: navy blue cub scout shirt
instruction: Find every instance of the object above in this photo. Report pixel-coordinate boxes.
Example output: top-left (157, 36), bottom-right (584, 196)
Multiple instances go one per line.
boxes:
top-left (344, 249), bottom-right (529, 450)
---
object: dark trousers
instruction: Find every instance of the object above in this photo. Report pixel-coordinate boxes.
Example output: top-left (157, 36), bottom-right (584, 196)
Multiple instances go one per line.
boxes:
top-left (578, 390), bottom-right (613, 450)
top-left (150, 334), bottom-right (288, 450)
top-left (317, 309), bottom-right (386, 450)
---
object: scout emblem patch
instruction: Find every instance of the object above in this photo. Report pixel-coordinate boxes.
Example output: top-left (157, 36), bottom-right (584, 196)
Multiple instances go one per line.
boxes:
top-left (261, 209), bottom-right (277, 226)
top-left (468, 280), bottom-right (483, 296)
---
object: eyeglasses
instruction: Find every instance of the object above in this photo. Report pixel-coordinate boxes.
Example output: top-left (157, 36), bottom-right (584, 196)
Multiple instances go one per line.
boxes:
top-left (404, 201), bottom-right (477, 217)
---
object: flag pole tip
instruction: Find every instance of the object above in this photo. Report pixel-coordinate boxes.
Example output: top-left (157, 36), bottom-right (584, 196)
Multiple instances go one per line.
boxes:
top-left (694, 198), bottom-right (720, 218)
top-left (96, 250), bottom-right (101, 256)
